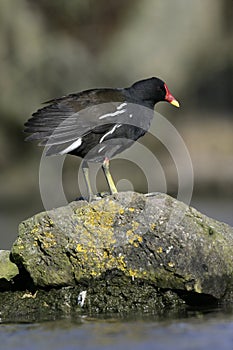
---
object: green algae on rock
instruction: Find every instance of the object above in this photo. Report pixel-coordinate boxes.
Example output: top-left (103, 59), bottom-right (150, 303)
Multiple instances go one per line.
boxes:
top-left (0, 250), bottom-right (19, 290)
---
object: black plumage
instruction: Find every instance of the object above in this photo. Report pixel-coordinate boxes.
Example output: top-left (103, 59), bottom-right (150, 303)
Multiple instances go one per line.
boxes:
top-left (24, 77), bottom-right (179, 200)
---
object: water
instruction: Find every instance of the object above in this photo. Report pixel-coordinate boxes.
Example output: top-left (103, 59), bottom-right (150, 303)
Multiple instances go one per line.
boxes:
top-left (1, 309), bottom-right (233, 350)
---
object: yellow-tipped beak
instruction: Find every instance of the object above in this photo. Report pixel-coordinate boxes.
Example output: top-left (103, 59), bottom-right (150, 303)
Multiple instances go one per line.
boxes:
top-left (170, 99), bottom-right (180, 108)
top-left (164, 83), bottom-right (180, 108)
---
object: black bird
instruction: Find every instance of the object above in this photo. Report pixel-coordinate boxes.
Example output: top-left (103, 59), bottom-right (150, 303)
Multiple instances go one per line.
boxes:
top-left (24, 77), bottom-right (179, 200)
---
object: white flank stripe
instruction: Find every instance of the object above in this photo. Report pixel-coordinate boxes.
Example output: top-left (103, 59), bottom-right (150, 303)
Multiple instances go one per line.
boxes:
top-left (117, 102), bottom-right (127, 110)
top-left (98, 146), bottom-right (106, 153)
top-left (99, 108), bottom-right (126, 120)
top-left (99, 124), bottom-right (122, 143)
top-left (59, 137), bottom-right (82, 155)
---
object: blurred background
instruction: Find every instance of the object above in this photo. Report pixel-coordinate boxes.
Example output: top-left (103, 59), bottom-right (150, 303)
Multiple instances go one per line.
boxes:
top-left (0, 0), bottom-right (232, 248)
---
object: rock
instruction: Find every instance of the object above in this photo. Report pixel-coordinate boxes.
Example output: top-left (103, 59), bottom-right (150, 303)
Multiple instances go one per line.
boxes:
top-left (1, 191), bottom-right (233, 322)
top-left (11, 192), bottom-right (233, 300)
top-left (0, 250), bottom-right (19, 290)
top-left (0, 282), bottom-right (187, 323)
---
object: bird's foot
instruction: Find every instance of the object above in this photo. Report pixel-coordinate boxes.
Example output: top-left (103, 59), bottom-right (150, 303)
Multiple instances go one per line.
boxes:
top-left (97, 191), bottom-right (111, 198)
top-left (145, 192), bottom-right (159, 197)
top-left (75, 192), bottom-right (111, 202)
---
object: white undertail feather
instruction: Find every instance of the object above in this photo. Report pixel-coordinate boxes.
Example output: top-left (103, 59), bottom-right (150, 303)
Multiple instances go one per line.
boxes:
top-left (59, 137), bottom-right (82, 155)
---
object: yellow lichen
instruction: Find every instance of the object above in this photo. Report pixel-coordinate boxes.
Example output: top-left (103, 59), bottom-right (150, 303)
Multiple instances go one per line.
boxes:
top-left (74, 235), bottom-right (150, 280)
top-left (36, 230), bottom-right (57, 249)
top-left (69, 200), bottom-right (146, 280)
top-left (128, 268), bottom-right (137, 278)
top-left (44, 232), bottom-right (55, 239)
top-left (76, 243), bottom-right (85, 252)
top-left (125, 221), bottom-right (142, 246)
top-left (75, 235), bottom-right (129, 278)
top-left (116, 254), bottom-right (127, 270)
top-left (137, 236), bottom-right (143, 243)
top-left (156, 246), bottom-right (163, 253)
top-left (48, 218), bottom-right (54, 226)
top-left (128, 268), bottom-right (148, 280)
top-left (128, 207), bottom-right (135, 212)
top-left (168, 262), bottom-right (175, 268)
top-left (76, 200), bottom-right (120, 234)
top-left (150, 223), bottom-right (156, 231)
top-left (31, 225), bottom-right (40, 234)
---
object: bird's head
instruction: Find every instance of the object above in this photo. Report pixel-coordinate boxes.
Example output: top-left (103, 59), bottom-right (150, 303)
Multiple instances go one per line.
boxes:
top-left (130, 77), bottom-right (180, 108)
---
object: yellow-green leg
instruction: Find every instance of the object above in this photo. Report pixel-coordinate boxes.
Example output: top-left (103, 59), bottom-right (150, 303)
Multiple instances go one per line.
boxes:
top-left (82, 161), bottom-right (94, 202)
top-left (102, 158), bottom-right (118, 194)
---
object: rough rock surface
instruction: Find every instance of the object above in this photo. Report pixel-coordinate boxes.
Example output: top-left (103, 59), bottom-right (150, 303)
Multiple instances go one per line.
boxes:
top-left (1, 192), bottom-right (233, 322)
top-left (12, 192), bottom-right (233, 297)
top-left (0, 250), bottom-right (19, 290)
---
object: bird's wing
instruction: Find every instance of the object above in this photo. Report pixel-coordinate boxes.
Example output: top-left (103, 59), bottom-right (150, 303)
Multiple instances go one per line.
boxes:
top-left (24, 88), bottom-right (127, 149)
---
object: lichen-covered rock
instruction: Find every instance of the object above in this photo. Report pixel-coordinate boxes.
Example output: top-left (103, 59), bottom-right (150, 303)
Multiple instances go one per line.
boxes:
top-left (11, 192), bottom-right (233, 302)
top-left (0, 250), bottom-right (19, 289)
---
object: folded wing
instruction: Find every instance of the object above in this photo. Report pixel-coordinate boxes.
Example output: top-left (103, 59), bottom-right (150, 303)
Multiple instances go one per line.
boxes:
top-left (24, 88), bottom-right (126, 155)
